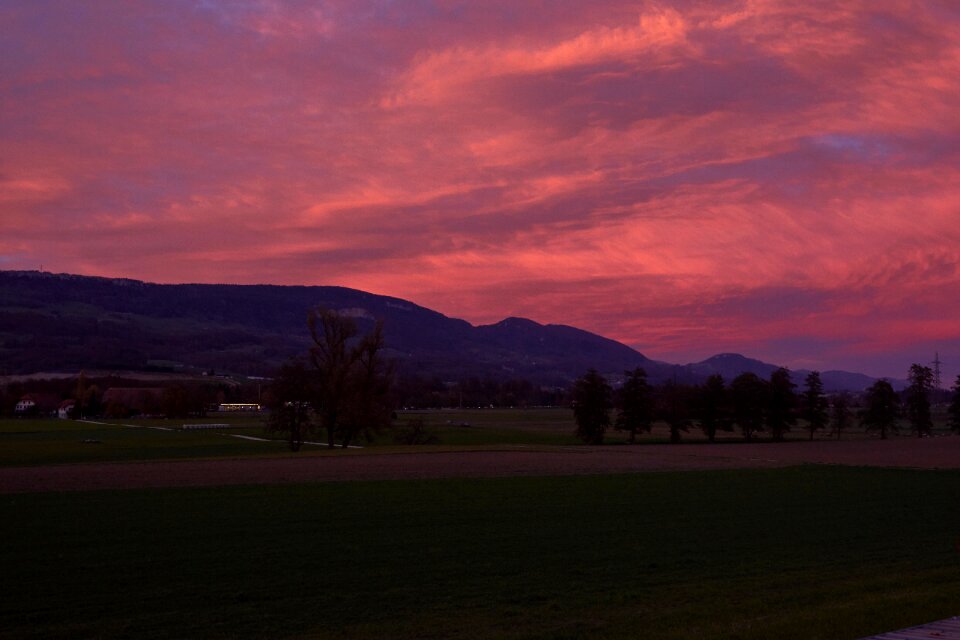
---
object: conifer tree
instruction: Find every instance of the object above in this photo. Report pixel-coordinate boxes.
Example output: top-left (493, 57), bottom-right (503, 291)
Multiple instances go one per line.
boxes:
top-left (801, 371), bottom-right (829, 440)
top-left (948, 375), bottom-right (960, 434)
top-left (905, 364), bottom-right (934, 437)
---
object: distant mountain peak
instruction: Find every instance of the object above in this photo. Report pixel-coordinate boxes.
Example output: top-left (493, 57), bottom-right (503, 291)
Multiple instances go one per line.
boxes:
top-left (686, 353), bottom-right (779, 379)
top-left (705, 353), bottom-right (748, 361)
top-left (485, 317), bottom-right (543, 329)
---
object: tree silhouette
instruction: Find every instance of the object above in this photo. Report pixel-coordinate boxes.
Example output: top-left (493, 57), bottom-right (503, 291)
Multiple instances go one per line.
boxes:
top-left (731, 372), bottom-right (766, 442)
top-left (266, 359), bottom-right (315, 451)
top-left (572, 369), bottom-right (612, 445)
top-left (73, 371), bottom-right (88, 420)
top-left (948, 375), bottom-right (960, 434)
top-left (767, 368), bottom-right (796, 442)
top-left (861, 379), bottom-right (900, 439)
top-left (338, 321), bottom-right (394, 448)
top-left (801, 371), bottom-right (829, 441)
top-left (657, 380), bottom-right (693, 443)
top-left (308, 307), bottom-right (393, 448)
top-left (697, 374), bottom-right (728, 443)
top-left (831, 393), bottom-right (853, 440)
top-left (615, 368), bottom-right (653, 443)
top-left (905, 364), bottom-right (934, 438)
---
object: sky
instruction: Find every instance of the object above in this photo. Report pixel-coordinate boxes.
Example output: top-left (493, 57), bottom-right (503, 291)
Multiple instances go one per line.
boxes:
top-left (2, 0), bottom-right (959, 381)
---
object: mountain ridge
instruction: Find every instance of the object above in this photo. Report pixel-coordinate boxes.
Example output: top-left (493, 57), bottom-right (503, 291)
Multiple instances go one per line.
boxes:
top-left (0, 270), bottom-right (891, 390)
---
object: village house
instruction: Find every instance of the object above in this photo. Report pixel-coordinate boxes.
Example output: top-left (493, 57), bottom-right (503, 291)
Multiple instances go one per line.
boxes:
top-left (58, 399), bottom-right (76, 419)
top-left (13, 393), bottom-right (60, 416)
top-left (14, 396), bottom-right (36, 414)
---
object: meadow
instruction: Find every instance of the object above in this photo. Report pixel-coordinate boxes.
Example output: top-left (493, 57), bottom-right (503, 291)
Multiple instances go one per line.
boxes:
top-left (0, 412), bottom-right (580, 468)
top-left (0, 417), bottom-right (281, 467)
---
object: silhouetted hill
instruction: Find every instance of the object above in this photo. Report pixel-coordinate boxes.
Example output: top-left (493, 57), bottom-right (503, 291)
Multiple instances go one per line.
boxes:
top-left (684, 353), bottom-right (778, 379)
top-left (472, 317), bottom-right (674, 381)
top-left (0, 271), bottom-right (662, 384)
top-left (0, 271), bottom-right (894, 390)
top-left (819, 370), bottom-right (897, 392)
top-left (680, 353), bottom-right (904, 392)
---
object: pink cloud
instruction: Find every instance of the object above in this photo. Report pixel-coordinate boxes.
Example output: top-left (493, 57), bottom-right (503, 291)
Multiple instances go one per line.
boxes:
top-left (1, 0), bottom-right (959, 379)
top-left (382, 7), bottom-right (693, 108)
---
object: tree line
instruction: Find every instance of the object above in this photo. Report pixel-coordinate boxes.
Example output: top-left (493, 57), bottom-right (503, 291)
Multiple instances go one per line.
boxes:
top-left (572, 365), bottom-right (960, 445)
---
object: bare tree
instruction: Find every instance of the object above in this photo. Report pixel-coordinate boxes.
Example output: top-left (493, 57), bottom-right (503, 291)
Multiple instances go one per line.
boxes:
top-left (308, 308), bottom-right (394, 448)
top-left (338, 321), bottom-right (394, 448)
top-left (266, 359), bottom-right (315, 451)
top-left (309, 308), bottom-right (358, 448)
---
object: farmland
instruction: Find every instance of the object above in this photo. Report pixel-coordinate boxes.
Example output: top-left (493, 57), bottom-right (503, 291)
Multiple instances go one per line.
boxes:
top-left (2, 411), bottom-right (959, 639)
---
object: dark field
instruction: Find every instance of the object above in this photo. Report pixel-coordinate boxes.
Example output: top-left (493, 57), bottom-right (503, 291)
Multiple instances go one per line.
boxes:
top-left (3, 411), bottom-right (959, 639)
top-left (3, 467), bottom-right (960, 639)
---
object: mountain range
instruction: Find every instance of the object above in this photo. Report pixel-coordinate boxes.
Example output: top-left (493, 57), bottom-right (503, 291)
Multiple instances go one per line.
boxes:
top-left (0, 270), bottom-right (892, 391)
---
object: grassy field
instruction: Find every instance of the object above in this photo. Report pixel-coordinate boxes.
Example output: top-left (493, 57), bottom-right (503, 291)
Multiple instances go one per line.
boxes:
top-left (0, 409), bottom-right (586, 468)
top-left (3, 405), bottom-right (956, 467)
top-left (0, 417), bottom-right (284, 467)
top-left (2, 466), bottom-right (959, 639)
top-left (0, 412), bottom-right (578, 467)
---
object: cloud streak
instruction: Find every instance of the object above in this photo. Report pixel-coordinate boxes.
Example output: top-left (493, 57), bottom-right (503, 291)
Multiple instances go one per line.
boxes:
top-left (2, 0), bottom-right (959, 379)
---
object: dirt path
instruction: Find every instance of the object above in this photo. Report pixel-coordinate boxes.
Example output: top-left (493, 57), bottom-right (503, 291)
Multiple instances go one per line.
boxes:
top-left (2, 437), bottom-right (959, 494)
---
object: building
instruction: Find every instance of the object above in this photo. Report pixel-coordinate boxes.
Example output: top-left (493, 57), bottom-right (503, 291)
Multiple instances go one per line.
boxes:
top-left (58, 399), bottom-right (76, 419)
top-left (14, 396), bottom-right (37, 414)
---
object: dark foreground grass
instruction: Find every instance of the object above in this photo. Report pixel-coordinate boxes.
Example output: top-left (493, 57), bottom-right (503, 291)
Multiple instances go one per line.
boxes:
top-left (2, 466), bottom-right (959, 639)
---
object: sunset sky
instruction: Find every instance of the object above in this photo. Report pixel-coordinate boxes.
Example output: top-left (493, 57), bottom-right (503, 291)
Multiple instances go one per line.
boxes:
top-left (2, 1), bottom-right (958, 380)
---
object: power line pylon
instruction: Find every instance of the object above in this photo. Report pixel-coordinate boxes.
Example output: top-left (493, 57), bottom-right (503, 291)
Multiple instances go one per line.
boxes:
top-left (932, 352), bottom-right (943, 390)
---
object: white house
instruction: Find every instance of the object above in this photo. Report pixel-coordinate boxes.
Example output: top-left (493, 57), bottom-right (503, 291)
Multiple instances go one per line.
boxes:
top-left (14, 396), bottom-right (36, 414)
top-left (58, 399), bottom-right (76, 419)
